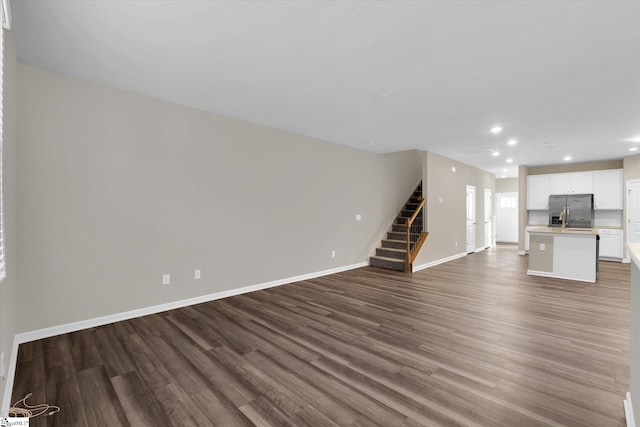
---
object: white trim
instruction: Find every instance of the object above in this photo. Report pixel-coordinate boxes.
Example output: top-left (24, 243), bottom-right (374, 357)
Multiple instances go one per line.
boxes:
top-left (527, 269), bottom-right (595, 283)
top-left (0, 261), bottom-right (367, 412)
top-left (412, 252), bottom-right (466, 272)
top-left (1, 0), bottom-right (9, 29)
top-left (526, 269), bottom-right (556, 278)
top-left (474, 246), bottom-right (486, 253)
top-left (1, 336), bottom-right (19, 416)
top-left (626, 179), bottom-right (640, 262)
top-left (517, 250), bottom-right (527, 255)
top-left (625, 392), bottom-right (636, 427)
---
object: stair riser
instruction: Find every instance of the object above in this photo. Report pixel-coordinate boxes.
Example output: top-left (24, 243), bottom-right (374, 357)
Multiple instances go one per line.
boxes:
top-left (376, 248), bottom-right (406, 260)
top-left (392, 223), bottom-right (422, 232)
top-left (387, 231), bottom-right (405, 240)
top-left (370, 257), bottom-right (405, 271)
top-left (382, 240), bottom-right (406, 249)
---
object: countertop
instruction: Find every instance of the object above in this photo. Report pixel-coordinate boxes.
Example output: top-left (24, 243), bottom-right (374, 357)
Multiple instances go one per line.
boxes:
top-left (628, 243), bottom-right (640, 266)
top-left (529, 227), bottom-right (599, 235)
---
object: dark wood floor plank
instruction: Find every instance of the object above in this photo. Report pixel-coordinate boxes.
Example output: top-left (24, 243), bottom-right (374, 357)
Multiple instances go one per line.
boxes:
top-left (76, 365), bottom-right (130, 426)
top-left (10, 245), bottom-right (630, 426)
top-left (41, 336), bottom-right (89, 427)
top-left (111, 370), bottom-right (171, 427)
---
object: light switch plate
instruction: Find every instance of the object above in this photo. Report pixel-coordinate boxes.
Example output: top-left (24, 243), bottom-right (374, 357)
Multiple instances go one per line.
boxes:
top-left (539, 243), bottom-right (545, 251)
top-left (162, 274), bottom-right (170, 285)
top-left (355, 214), bottom-right (362, 221)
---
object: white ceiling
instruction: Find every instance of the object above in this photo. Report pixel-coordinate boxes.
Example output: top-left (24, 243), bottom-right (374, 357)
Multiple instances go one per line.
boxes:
top-left (10, 1), bottom-right (640, 178)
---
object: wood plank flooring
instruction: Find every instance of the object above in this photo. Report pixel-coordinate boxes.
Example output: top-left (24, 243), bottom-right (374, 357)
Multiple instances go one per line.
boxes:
top-left (11, 245), bottom-right (630, 426)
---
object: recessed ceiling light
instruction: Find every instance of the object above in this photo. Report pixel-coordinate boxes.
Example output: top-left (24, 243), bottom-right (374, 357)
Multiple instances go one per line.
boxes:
top-left (502, 169), bottom-right (508, 172)
top-left (506, 158), bottom-right (514, 163)
top-left (563, 156), bottom-right (572, 161)
top-left (626, 136), bottom-right (640, 143)
top-left (491, 151), bottom-right (500, 157)
top-left (366, 141), bottom-right (375, 146)
top-left (490, 126), bottom-right (503, 134)
top-left (501, 174), bottom-right (507, 178)
top-left (374, 92), bottom-right (388, 100)
top-left (507, 139), bottom-right (518, 146)
top-left (630, 147), bottom-right (639, 152)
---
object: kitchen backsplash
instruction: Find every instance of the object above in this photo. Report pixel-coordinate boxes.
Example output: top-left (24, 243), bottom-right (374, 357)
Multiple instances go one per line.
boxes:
top-left (528, 210), bottom-right (623, 228)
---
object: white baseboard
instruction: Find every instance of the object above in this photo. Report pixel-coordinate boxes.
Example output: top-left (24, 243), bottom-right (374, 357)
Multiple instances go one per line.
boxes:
top-left (526, 269), bottom-right (555, 278)
top-left (625, 392), bottom-right (635, 427)
top-left (474, 247), bottom-right (486, 253)
top-left (1, 336), bottom-right (19, 416)
top-left (412, 252), bottom-right (467, 272)
top-left (1, 261), bottom-right (368, 414)
top-left (517, 250), bottom-right (527, 255)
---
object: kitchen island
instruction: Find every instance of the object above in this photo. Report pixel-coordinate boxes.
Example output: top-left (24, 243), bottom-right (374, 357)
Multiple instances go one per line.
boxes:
top-left (527, 227), bottom-right (599, 283)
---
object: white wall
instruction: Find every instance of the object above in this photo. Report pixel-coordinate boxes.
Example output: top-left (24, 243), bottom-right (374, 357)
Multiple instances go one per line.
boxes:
top-left (16, 64), bottom-right (422, 332)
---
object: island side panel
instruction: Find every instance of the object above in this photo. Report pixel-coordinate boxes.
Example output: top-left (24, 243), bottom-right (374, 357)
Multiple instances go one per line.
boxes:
top-left (529, 234), bottom-right (554, 273)
top-left (553, 235), bottom-right (597, 282)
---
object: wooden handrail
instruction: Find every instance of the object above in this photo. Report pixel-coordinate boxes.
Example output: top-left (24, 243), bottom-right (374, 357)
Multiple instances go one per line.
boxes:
top-left (406, 197), bottom-right (427, 272)
top-left (406, 198), bottom-right (426, 228)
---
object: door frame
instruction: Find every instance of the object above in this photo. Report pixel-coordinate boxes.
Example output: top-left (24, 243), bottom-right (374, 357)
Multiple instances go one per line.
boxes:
top-left (484, 188), bottom-right (493, 248)
top-left (625, 179), bottom-right (640, 263)
top-left (466, 185), bottom-right (476, 253)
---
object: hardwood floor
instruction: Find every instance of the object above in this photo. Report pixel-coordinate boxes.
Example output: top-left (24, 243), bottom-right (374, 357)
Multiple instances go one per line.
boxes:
top-left (11, 245), bottom-right (630, 426)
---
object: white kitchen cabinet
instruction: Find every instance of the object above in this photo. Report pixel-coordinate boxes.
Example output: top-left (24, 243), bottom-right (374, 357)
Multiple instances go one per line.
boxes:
top-left (599, 228), bottom-right (623, 260)
top-left (527, 175), bottom-right (550, 209)
top-left (549, 171), bottom-right (593, 195)
top-left (593, 169), bottom-right (623, 210)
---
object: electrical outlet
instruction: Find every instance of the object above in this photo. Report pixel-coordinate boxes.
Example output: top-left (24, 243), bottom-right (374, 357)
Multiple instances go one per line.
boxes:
top-left (331, 250), bottom-right (336, 258)
top-left (455, 241), bottom-right (458, 247)
top-left (162, 274), bottom-right (170, 285)
top-left (195, 269), bottom-right (201, 280)
top-left (539, 243), bottom-right (545, 251)
top-left (355, 214), bottom-right (362, 221)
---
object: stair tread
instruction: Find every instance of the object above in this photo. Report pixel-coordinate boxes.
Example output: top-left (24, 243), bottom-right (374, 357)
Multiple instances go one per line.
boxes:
top-left (378, 247), bottom-right (407, 253)
top-left (370, 255), bottom-right (405, 263)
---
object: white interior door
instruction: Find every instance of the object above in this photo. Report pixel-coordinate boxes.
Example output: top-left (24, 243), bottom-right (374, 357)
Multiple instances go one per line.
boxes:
top-left (484, 189), bottom-right (492, 248)
top-left (466, 185), bottom-right (476, 253)
top-left (627, 181), bottom-right (640, 256)
top-left (496, 192), bottom-right (518, 243)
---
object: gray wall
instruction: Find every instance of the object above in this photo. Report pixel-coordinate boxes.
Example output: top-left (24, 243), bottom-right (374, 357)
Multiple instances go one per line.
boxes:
top-left (0, 30), bottom-right (18, 409)
top-left (16, 64), bottom-right (422, 332)
top-left (496, 178), bottom-right (518, 193)
top-left (624, 154), bottom-right (640, 181)
top-left (414, 151), bottom-right (495, 266)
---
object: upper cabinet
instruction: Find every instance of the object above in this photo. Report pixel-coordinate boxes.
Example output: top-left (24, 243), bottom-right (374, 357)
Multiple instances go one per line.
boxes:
top-left (593, 169), bottom-right (623, 210)
top-left (526, 169), bottom-right (623, 211)
top-left (548, 171), bottom-right (593, 195)
top-left (527, 175), bottom-right (550, 210)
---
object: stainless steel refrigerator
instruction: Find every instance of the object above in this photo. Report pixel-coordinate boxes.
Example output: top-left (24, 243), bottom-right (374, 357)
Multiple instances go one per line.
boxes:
top-left (548, 194), bottom-right (594, 228)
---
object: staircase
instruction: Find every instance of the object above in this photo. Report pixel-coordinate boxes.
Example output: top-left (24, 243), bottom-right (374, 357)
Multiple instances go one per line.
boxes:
top-left (370, 182), bottom-right (429, 272)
